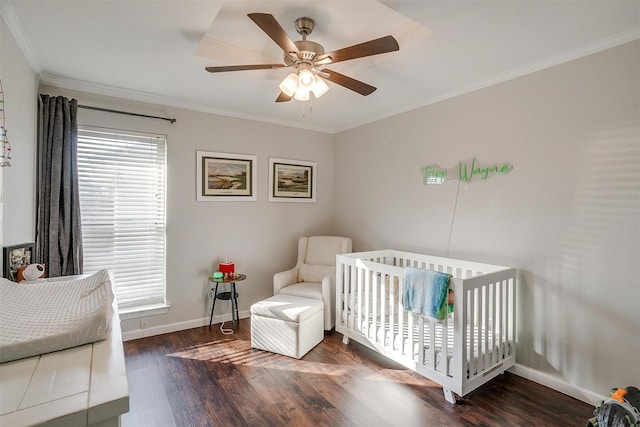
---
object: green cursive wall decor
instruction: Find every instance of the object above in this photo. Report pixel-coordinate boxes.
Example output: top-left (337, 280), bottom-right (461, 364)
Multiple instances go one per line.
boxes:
top-left (421, 159), bottom-right (513, 185)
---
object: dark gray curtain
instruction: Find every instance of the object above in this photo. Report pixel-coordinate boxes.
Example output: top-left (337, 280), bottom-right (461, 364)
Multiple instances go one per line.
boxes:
top-left (36, 94), bottom-right (83, 277)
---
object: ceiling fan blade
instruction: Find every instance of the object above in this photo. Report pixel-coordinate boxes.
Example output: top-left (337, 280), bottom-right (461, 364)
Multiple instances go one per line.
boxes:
top-left (321, 69), bottom-right (377, 96)
top-left (205, 64), bottom-right (286, 73)
top-left (316, 35), bottom-right (399, 65)
top-left (248, 13), bottom-right (301, 57)
top-left (275, 92), bottom-right (293, 102)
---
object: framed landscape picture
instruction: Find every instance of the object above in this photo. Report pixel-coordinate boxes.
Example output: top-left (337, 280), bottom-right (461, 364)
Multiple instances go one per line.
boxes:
top-left (197, 151), bottom-right (257, 201)
top-left (269, 158), bottom-right (316, 203)
top-left (3, 242), bottom-right (34, 281)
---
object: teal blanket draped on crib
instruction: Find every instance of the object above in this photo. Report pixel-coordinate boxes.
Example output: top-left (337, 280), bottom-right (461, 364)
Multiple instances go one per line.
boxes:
top-left (403, 267), bottom-right (451, 321)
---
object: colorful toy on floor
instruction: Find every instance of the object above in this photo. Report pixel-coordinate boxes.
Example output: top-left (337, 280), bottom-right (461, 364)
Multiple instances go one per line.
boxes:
top-left (587, 386), bottom-right (640, 427)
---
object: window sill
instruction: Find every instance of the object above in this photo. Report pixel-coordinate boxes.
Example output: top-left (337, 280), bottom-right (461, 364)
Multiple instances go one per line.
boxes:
top-left (119, 304), bottom-right (170, 320)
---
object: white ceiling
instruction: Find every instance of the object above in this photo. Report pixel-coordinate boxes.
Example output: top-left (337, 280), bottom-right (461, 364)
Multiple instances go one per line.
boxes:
top-left (2, 1), bottom-right (639, 134)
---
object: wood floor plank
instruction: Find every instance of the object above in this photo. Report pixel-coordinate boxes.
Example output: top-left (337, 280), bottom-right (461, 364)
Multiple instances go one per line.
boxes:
top-left (122, 319), bottom-right (593, 426)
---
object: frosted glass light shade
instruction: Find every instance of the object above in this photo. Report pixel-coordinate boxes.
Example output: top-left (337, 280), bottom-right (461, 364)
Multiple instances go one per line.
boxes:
top-left (294, 86), bottom-right (310, 101)
top-left (311, 76), bottom-right (329, 98)
top-left (279, 73), bottom-right (298, 97)
top-left (298, 68), bottom-right (314, 88)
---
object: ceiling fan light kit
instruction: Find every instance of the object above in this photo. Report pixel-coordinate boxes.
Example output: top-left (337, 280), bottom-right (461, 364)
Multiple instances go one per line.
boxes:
top-left (311, 76), bottom-right (329, 98)
top-left (279, 73), bottom-right (299, 96)
top-left (295, 86), bottom-right (310, 102)
top-left (280, 64), bottom-right (330, 101)
top-left (205, 13), bottom-right (400, 104)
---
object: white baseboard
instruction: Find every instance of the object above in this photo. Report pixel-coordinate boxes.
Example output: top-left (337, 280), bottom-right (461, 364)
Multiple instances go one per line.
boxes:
top-left (509, 363), bottom-right (604, 405)
top-left (121, 309), bottom-right (251, 341)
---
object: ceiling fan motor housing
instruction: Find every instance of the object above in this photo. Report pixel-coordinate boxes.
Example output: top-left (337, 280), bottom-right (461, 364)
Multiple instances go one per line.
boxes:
top-left (285, 40), bottom-right (325, 65)
top-left (284, 17), bottom-right (325, 66)
top-left (295, 17), bottom-right (314, 36)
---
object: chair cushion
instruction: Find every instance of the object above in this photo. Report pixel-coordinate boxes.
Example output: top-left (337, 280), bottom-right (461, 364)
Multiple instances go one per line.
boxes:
top-left (251, 294), bottom-right (323, 323)
top-left (298, 263), bottom-right (333, 283)
top-left (279, 281), bottom-right (323, 300)
top-left (304, 236), bottom-right (348, 265)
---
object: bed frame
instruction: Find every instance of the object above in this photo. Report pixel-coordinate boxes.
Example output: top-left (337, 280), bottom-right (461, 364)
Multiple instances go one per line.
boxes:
top-left (336, 250), bottom-right (516, 403)
top-left (0, 275), bottom-right (129, 426)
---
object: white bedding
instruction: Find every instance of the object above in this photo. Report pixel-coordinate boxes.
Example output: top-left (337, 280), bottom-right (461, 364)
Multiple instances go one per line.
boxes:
top-left (0, 270), bottom-right (114, 363)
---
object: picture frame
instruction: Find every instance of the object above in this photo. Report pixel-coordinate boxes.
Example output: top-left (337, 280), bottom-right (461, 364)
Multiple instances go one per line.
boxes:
top-left (269, 158), bottom-right (316, 203)
top-left (196, 151), bottom-right (257, 201)
top-left (3, 242), bottom-right (34, 281)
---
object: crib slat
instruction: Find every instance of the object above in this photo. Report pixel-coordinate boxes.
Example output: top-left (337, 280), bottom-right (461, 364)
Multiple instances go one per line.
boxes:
top-left (337, 262), bottom-right (344, 327)
top-left (364, 269), bottom-right (371, 338)
top-left (418, 316), bottom-right (424, 365)
top-left (476, 287), bottom-right (482, 374)
top-left (397, 276), bottom-right (404, 352)
top-left (479, 285), bottom-right (485, 370)
top-left (489, 283), bottom-right (495, 365)
top-left (406, 310), bottom-right (413, 358)
top-left (372, 272), bottom-right (378, 342)
top-left (490, 281), bottom-right (497, 358)
top-left (468, 288), bottom-right (475, 378)
top-left (441, 315), bottom-right (448, 375)
top-left (503, 279), bottom-right (509, 357)
top-left (496, 282), bottom-right (502, 363)
top-left (507, 277), bottom-right (515, 356)
top-left (390, 275), bottom-right (396, 350)
top-left (344, 264), bottom-right (349, 328)
top-left (358, 267), bottom-right (364, 334)
top-left (349, 266), bottom-right (358, 330)
top-left (377, 273), bottom-right (389, 346)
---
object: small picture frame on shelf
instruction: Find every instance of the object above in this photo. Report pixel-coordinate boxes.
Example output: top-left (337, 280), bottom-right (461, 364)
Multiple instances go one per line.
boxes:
top-left (269, 158), bottom-right (316, 203)
top-left (3, 242), bottom-right (34, 282)
top-left (196, 151), bottom-right (257, 201)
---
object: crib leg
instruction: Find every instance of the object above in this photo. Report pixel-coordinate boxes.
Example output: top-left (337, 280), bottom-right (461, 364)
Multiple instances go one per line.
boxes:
top-left (342, 334), bottom-right (350, 345)
top-left (443, 388), bottom-right (456, 404)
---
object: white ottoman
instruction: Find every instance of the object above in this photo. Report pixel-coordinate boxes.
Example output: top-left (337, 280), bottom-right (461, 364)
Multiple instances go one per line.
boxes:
top-left (250, 294), bottom-right (324, 359)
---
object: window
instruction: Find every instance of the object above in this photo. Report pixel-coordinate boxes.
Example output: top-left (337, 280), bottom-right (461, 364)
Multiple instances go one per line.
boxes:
top-left (77, 127), bottom-right (166, 312)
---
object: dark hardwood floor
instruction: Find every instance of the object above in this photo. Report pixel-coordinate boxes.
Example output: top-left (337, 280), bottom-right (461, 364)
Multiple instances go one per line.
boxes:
top-left (122, 318), bottom-right (593, 426)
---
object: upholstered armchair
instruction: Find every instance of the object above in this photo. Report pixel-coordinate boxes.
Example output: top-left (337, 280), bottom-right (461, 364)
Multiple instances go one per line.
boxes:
top-left (273, 236), bottom-right (352, 331)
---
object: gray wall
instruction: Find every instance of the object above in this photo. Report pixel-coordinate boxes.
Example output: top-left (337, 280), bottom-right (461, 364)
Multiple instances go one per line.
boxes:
top-left (0, 18), bottom-right (38, 247)
top-left (38, 86), bottom-right (335, 335)
top-left (334, 40), bottom-right (640, 401)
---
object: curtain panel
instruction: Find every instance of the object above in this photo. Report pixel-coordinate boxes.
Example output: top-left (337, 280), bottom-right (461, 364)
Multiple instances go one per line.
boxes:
top-left (36, 94), bottom-right (83, 277)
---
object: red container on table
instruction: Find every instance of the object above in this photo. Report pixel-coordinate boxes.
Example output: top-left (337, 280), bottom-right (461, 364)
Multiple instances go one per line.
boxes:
top-left (219, 262), bottom-right (235, 278)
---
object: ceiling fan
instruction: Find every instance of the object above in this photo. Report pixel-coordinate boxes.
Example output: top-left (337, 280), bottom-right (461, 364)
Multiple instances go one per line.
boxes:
top-left (205, 13), bottom-right (400, 102)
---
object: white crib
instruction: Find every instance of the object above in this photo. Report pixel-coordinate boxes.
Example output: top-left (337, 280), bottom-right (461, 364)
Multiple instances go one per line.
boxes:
top-left (336, 250), bottom-right (516, 403)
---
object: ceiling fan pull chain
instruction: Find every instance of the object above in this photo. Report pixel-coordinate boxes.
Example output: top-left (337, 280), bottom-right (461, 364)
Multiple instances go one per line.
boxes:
top-left (301, 97), bottom-right (314, 118)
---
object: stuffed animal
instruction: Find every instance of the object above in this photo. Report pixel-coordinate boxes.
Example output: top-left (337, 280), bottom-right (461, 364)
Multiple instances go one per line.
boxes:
top-left (17, 263), bottom-right (46, 282)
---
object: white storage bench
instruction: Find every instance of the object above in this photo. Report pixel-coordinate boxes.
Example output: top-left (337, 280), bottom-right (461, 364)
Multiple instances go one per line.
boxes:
top-left (250, 294), bottom-right (324, 359)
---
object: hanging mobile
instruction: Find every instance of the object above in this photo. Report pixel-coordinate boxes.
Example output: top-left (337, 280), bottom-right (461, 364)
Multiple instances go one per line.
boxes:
top-left (0, 80), bottom-right (12, 167)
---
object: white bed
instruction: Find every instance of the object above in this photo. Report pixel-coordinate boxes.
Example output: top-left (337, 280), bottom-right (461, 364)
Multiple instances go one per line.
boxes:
top-left (0, 271), bottom-right (129, 426)
top-left (336, 250), bottom-right (516, 403)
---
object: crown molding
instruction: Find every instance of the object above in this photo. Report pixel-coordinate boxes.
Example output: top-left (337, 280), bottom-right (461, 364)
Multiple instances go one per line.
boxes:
top-left (0, 1), bottom-right (46, 81)
top-left (42, 74), bottom-right (334, 134)
top-left (335, 27), bottom-right (640, 134)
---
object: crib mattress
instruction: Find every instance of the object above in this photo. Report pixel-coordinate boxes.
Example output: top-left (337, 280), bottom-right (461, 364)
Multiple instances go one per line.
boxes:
top-left (0, 270), bottom-right (114, 363)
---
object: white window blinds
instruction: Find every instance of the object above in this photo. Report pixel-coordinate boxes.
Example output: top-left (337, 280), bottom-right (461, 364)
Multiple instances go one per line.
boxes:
top-left (77, 127), bottom-right (166, 311)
